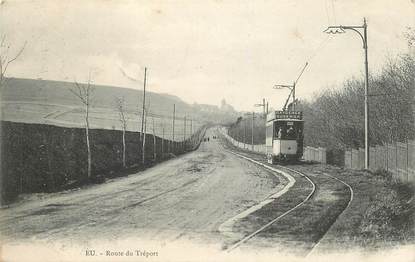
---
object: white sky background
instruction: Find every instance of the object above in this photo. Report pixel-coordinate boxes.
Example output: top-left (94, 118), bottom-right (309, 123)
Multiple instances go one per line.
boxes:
top-left (1, 0), bottom-right (414, 111)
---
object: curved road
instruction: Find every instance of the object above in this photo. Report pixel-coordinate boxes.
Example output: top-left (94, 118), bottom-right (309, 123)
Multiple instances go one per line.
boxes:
top-left (0, 128), bottom-right (285, 246)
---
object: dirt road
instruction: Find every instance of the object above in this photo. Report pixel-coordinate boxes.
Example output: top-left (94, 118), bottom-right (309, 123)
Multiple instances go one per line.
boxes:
top-left (0, 128), bottom-right (283, 246)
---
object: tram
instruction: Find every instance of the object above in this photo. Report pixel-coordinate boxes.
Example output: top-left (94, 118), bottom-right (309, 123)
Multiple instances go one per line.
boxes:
top-left (266, 110), bottom-right (304, 164)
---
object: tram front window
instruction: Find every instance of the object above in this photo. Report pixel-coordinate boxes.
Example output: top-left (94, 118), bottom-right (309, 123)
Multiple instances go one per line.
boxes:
top-left (287, 126), bottom-right (296, 139)
top-left (274, 122), bottom-right (297, 140)
top-left (274, 125), bottom-right (284, 139)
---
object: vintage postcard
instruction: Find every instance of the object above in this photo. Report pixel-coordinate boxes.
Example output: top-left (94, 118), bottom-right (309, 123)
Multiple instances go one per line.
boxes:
top-left (1, 0), bottom-right (414, 261)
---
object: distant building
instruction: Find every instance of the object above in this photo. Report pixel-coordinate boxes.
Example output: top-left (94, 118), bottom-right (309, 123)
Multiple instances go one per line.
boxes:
top-left (220, 99), bottom-right (236, 113)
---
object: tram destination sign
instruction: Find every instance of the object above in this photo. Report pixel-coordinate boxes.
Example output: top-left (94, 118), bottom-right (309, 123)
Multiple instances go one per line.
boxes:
top-left (267, 110), bottom-right (303, 121)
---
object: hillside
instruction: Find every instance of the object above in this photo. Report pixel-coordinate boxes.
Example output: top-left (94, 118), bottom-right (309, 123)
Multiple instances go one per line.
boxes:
top-left (2, 78), bottom-right (188, 113)
top-left (1, 78), bottom-right (238, 140)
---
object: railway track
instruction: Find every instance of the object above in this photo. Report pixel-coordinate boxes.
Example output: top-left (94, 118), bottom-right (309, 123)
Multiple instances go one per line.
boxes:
top-left (306, 172), bottom-right (354, 257)
top-left (219, 133), bottom-right (354, 255)
top-left (225, 152), bottom-right (316, 251)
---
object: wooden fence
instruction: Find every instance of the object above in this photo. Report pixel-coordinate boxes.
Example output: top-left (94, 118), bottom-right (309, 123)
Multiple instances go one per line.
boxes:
top-left (345, 140), bottom-right (415, 183)
top-left (222, 128), bottom-right (266, 153)
top-left (303, 147), bottom-right (327, 164)
top-left (224, 127), bottom-right (413, 183)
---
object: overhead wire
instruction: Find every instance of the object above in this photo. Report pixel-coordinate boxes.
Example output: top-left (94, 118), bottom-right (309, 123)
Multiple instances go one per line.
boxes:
top-left (277, 0), bottom-right (335, 110)
top-left (306, 34), bottom-right (332, 63)
top-left (330, 0), bottom-right (337, 24)
top-left (304, 0), bottom-right (340, 64)
top-left (324, 0), bottom-right (331, 26)
top-left (291, 0), bottom-right (334, 69)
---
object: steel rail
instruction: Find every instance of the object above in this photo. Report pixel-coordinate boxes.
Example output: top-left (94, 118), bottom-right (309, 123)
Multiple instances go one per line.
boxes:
top-left (306, 172), bottom-right (354, 257)
top-left (225, 152), bottom-right (316, 252)
top-left (219, 128), bottom-right (353, 254)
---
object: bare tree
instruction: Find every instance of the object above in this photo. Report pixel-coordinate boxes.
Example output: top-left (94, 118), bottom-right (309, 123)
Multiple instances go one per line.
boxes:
top-left (115, 96), bottom-right (128, 168)
top-left (68, 73), bottom-right (94, 179)
top-left (0, 35), bottom-right (26, 88)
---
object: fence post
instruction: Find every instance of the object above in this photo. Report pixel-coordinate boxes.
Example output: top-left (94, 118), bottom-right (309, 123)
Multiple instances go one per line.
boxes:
top-left (321, 147), bottom-right (326, 164)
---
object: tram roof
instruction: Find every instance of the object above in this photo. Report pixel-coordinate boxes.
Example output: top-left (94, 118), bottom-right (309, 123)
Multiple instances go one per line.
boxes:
top-left (266, 110), bottom-right (303, 122)
top-left (267, 118), bottom-right (304, 123)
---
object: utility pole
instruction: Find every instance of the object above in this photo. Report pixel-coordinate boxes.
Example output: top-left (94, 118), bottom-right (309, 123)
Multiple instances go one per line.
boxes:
top-left (266, 101), bottom-right (269, 115)
top-left (162, 124), bottom-right (165, 158)
top-left (244, 118), bottom-right (247, 148)
top-left (184, 115), bottom-right (187, 150)
top-left (141, 67), bottom-right (147, 164)
top-left (142, 108), bottom-right (147, 165)
top-left (172, 104), bottom-right (175, 153)
top-left (273, 62), bottom-right (308, 111)
top-left (152, 116), bottom-right (156, 161)
top-left (324, 17), bottom-right (370, 169)
top-left (254, 99), bottom-right (267, 119)
top-left (251, 112), bottom-right (254, 150)
top-left (243, 112), bottom-right (256, 150)
top-left (237, 121), bottom-right (240, 147)
top-left (190, 117), bottom-right (193, 148)
top-left (364, 18), bottom-right (369, 170)
top-left (254, 99), bottom-right (266, 114)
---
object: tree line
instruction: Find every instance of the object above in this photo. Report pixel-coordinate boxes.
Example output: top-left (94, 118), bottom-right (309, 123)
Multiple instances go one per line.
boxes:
top-left (227, 33), bottom-right (414, 156)
top-left (299, 52), bottom-right (414, 150)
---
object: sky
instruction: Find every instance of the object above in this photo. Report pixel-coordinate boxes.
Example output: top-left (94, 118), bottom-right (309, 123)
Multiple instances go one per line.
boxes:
top-left (1, 0), bottom-right (414, 111)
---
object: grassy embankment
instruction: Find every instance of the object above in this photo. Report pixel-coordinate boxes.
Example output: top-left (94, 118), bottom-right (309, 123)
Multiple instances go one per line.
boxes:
top-left (310, 165), bottom-right (415, 251)
top-left (221, 133), bottom-right (414, 251)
